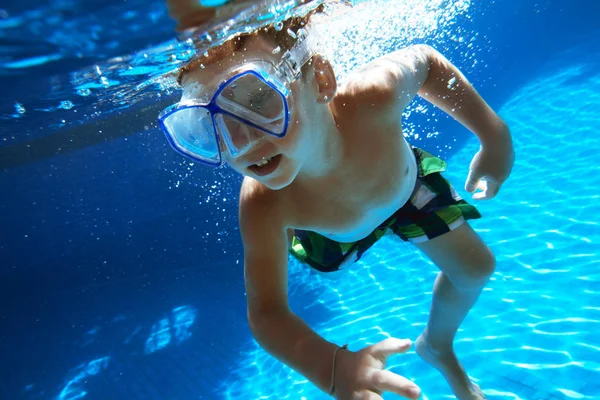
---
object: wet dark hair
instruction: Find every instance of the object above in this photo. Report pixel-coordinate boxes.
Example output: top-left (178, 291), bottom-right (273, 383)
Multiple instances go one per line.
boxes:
top-left (177, 4), bottom-right (325, 85)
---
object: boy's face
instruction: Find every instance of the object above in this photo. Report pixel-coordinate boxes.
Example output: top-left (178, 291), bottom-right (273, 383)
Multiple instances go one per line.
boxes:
top-left (178, 34), bottom-right (335, 190)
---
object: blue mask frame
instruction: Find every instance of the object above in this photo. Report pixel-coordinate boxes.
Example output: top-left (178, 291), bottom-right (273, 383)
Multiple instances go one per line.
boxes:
top-left (159, 26), bottom-right (319, 167)
top-left (158, 68), bottom-right (290, 166)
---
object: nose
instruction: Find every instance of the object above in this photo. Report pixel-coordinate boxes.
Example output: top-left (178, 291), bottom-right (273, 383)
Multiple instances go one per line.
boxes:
top-left (220, 125), bottom-right (266, 158)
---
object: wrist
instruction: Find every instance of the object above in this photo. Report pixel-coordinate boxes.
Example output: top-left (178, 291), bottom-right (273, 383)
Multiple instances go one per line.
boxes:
top-left (330, 344), bottom-right (350, 396)
top-left (480, 119), bottom-right (512, 149)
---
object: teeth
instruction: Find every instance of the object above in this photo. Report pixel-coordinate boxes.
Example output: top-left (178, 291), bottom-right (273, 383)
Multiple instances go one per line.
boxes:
top-left (255, 157), bottom-right (272, 167)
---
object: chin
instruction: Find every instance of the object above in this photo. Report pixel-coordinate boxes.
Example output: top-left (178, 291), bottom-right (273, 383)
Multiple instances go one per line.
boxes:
top-left (262, 177), bottom-right (292, 190)
top-left (259, 158), bottom-right (298, 190)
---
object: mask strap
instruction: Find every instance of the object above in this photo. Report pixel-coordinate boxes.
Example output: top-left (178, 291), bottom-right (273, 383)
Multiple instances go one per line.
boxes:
top-left (277, 26), bottom-right (321, 84)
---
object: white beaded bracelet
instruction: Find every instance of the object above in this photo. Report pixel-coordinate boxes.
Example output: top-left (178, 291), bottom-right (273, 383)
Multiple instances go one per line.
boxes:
top-left (329, 344), bottom-right (348, 396)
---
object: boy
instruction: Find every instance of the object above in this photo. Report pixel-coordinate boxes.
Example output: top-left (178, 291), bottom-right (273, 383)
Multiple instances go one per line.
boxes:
top-left (161, 2), bottom-right (514, 399)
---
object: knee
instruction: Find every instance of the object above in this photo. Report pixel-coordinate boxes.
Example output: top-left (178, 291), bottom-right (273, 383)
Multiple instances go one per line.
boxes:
top-left (450, 246), bottom-right (496, 290)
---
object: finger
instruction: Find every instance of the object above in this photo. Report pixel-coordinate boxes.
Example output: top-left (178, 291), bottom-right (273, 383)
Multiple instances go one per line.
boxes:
top-left (358, 392), bottom-right (384, 400)
top-left (371, 370), bottom-right (421, 399)
top-left (176, 9), bottom-right (217, 31)
top-left (465, 169), bottom-right (483, 192)
top-left (471, 179), bottom-right (487, 200)
top-left (476, 179), bottom-right (486, 192)
top-left (486, 180), bottom-right (501, 197)
top-left (473, 180), bottom-right (500, 200)
top-left (370, 338), bottom-right (412, 360)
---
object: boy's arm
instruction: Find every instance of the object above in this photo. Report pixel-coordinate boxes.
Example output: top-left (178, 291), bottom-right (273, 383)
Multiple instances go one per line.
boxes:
top-left (374, 44), bottom-right (509, 142)
top-left (414, 45), bottom-right (509, 145)
top-left (238, 181), bottom-right (340, 393)
top-left (380, 44), bottom-right (514, 197)
top-left (166, 0), bottom-right (217, 31)
top-left (166, 0), bottom-right (279, 32)
top-left (239, 182), bottom-right (423, 399)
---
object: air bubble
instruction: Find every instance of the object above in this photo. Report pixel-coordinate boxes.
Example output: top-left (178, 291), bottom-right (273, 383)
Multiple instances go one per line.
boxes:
top-left (14, 102), bottom-right (25, 114)
top-left (58, 100), bottom-right (74, 110)
top-left (275, 21), bottom-right (283, 31)
top-left (447, 77), bottom-right (457, 89)
top-left (76, 88), bottom-right (91, 97)
top-left (287, 28), bottom-right (297, 39)
top-left (272, 46), bottom-right (281, 55)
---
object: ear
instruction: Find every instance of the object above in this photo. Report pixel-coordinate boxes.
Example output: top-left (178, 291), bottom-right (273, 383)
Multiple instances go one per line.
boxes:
top-left (309, 54), bottom-right (337, 103)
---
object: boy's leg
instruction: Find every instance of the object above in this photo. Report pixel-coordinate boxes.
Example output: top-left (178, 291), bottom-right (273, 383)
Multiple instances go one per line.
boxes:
top-left (413, 222), bottom-right (495, 400)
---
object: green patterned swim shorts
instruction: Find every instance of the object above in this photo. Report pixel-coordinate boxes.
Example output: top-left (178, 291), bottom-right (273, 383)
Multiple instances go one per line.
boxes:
top-left (289, 147), bottom-right (481, 273)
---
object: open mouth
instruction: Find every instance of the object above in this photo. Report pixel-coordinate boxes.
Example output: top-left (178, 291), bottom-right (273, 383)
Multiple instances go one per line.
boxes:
top-left (248, 154), bottom-right (282, 177)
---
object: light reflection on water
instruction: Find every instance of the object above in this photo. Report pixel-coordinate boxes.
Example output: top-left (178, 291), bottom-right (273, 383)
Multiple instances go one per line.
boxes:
top-left (1, 0), bottom-right (480, 135)
top-left (55, 305), bottom-right (198, 400)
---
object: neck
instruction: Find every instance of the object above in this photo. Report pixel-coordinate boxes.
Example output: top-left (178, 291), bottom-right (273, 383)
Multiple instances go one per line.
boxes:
top-left (294, 103), bottom-right (344, 184)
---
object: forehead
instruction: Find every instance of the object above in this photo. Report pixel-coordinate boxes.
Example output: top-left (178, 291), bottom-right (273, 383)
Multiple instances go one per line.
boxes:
top-left (180, 35), bottom-right (282, 91)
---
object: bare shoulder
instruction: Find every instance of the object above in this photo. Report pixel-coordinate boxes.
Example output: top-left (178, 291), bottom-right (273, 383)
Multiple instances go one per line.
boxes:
top-left (334, 44), bottom-right (433, 119)
top-left (333, 60), bottom-right (399, 114)
top-left (380, 44), bottom-right (433, 72)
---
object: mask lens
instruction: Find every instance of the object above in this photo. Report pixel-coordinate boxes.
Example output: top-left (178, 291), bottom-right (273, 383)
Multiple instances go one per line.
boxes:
top-left (216, 73), bottom-right (287, 135)
top-left (214, 113), bottom-right (265, 157)
top-left (162, 107), bottom-right (220, 164)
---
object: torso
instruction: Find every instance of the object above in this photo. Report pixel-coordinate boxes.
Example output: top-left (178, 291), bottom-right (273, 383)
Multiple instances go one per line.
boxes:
top-left (286, 107), bottom-right (417, 243)
top-left (240, 65), bottom-right (419, 244)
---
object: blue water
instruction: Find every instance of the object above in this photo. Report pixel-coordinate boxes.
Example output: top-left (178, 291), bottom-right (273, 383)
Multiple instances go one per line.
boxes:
top-left (1, 1), bottom-right (599, 400)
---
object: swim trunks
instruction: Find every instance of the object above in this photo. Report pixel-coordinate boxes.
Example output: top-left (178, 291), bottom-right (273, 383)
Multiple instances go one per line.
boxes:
top-left (289, 147), bottom-right (482, 273)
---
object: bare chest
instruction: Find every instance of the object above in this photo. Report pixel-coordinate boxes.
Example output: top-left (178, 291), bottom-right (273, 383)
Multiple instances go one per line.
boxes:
top-left (291, 133), bottom-right (417, 242)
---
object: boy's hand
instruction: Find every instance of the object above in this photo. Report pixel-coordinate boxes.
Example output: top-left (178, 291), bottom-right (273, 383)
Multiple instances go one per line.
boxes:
top-left (166, 0), bottom-right (219, 31)
top-left (166, 0), bottom-right (273, 32)
top-left (334, 338), bottom-right (422, 399)
top-left (465, 128), bottom-right (514, 200)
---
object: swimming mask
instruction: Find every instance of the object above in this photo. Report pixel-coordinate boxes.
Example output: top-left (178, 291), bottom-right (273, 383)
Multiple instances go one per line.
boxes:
top-left (158, 28), bottom-right (318, 166)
